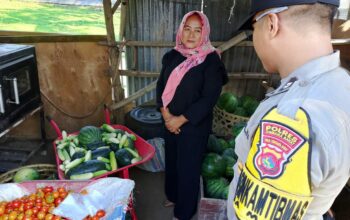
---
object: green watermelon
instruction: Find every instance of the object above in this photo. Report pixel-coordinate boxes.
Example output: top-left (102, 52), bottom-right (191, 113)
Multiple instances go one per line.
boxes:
top-left (217, 92), bottom-right (238, 113)
top-left (207, 135), bottom-right (230, 154)
top-left (222, 148), bottom-right (237, 160)
top-left (205, 177), bottom-right (230, 199)
top-left (207, 135), bottom-right (220, 153)
top-left (232, 122), bottom-right (246, 138)
top-left (224, 156), bottom-right (236, 179)
top-left (241, 95), bottom-right (259, 116)
top-left (201, 153), bottom-right (226, 179)
top-left (13, 168), bottom-right (40, 183)
top-left (234, 107), bottom-right (248, 117)
top-left (227, 138), bottom-right (235, 149)
top-left (78, 126), bottom-right (102, 146)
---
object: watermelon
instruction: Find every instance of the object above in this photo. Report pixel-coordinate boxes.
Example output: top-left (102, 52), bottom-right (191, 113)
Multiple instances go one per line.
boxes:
top-left (207, 135), bottom-right (230, 154)
top-left (222, 148), bottom-right (237, 160)
top-left (205, 177), bottom-right (229, 199)
top-left (224, 156), bottom-right (236, 178)
top-left (227, 138), bottom-right (235, 149)
top-left (234, 107), bottom-right (248, 117)
top-left (201, 153), bottom-right (226, 179)
top-left (241, 95), bottom-right (259, 116)
top-left (217, 92), bottom-right (238, 113)
top-left (232, 122), bottom-right (246, 138)
top-left (13, 168), bottom-right (40, 183)
top-left (78, 126), bottom-right (102, 146)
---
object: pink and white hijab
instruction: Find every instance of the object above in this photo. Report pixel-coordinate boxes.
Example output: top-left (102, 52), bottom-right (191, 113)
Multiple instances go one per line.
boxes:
top-left (161, 11), bottom-right (217, 108)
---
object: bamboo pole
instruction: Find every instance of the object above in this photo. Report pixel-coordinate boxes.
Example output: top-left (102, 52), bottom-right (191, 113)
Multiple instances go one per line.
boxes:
top-left (119, 0), bottom-right (127, 40)
top-left (103, 0), bottom-right (124, 123)
top-left (119, 70), bottom-right (269, 79)
top-left (112, 0), bottom-right (122, 14)
top-left (110, 81), bottom-right (157, 110)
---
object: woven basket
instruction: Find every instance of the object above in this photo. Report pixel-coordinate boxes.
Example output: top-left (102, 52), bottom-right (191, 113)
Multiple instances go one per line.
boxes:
top-left (0, 164), bottom-right (57, 184)
top-left (212, 105), bottom-right (249, 137)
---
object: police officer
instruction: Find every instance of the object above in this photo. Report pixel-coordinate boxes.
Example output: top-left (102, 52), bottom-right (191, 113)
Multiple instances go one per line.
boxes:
top-left (227, 1), bottom-right (350, 220)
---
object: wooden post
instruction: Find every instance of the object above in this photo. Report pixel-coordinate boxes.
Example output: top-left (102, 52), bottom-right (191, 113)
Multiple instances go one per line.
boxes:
top-left (119, 0), bottom-right (127, 40)
top-left (103, 0), bottom-right (125, 123)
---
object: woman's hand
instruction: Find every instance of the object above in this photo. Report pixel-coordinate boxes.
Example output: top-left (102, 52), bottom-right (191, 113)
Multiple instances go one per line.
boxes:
top-left (160, 107), bottom-right (172, 121)
top-left (165, 115), bottom-right (188, 134)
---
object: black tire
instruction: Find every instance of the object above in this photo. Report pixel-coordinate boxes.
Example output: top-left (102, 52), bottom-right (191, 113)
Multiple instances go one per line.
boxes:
top-left (125, 105), bottom-right (164, 140)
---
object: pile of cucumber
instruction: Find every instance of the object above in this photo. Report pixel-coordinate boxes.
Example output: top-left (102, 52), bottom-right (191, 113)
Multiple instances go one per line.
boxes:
top-left (56, 124), bottom-right (142, 180)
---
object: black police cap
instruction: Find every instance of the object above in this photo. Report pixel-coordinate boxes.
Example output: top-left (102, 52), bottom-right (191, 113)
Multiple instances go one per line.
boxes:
top-left (239, 0), bottom-right (340, 30)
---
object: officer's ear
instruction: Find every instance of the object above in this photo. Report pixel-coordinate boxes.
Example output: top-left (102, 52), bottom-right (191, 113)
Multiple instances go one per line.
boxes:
top-left (266, 13), bottom-right (280, 39)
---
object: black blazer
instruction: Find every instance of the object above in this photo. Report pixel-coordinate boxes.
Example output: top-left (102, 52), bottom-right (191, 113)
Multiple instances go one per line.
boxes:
top-left (156, 49), bottom-right (228, 136)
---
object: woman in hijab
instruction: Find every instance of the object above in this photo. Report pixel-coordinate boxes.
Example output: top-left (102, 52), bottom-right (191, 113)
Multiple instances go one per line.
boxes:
top-left (156, 11), bottom-right (228, 220)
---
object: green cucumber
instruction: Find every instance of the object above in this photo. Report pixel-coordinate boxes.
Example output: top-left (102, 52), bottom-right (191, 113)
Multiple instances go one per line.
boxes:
top-left (101, 124), bottom-right (115, 133)
top-left (62, 149), bottom-right (71, 161)
top-left (85, 150), bottom-right (92, 161)
top-left (119, 134), bottom-right (128, 148)
top-left (70, 172), bottom-right (93, 180)
top-left (97, 156), bottom-right (110, 163)
top-left (109, 137), bottom-right (120, 144)
top-left (65, 158), bottom-right (84, 170)
top-left (57, 149), bottom-right (66, 161)
top-left (66, 160), bottom-right (107, 177)
top-left (57, 142), bottom-right (67, 150)
top-left (109, 151), bottom-right (117, 171)
top-left (59, 164), bottom-right (65, 171)
top-left (93, 170), bottom-right (108, 177)
top-left (62, 130), bottom-right (68, 139)
top-left (124, 147), bottom-right (140, 158)
top-left (131, 157), bottom-right (142, 164)
top-left (69, 144), bottom-right (76, 157)
top-left (105, 163), bottom-right (112, 171)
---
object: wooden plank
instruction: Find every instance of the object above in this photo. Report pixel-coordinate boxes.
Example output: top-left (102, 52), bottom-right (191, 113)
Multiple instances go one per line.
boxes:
top-left (0, 35), bottom-right (106, 43)
top-left (110, 81), bottom-right (157, 110)
top-left (8, 42), bottom-right (111, 139)
top-left (120, 70), bottom-right (269, 79)
top-left (99, 40), bottom-right (254, 47)
top-left (217, 32), bottom-right (252, 53)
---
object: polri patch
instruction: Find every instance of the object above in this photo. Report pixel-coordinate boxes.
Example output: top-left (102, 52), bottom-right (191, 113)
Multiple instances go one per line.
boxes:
top-left (254, 121), bottom-right (306, 179)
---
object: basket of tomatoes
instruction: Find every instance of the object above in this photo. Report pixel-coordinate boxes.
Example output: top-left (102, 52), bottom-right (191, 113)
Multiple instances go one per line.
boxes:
top-left (0, 178), bottom-right (133, 220)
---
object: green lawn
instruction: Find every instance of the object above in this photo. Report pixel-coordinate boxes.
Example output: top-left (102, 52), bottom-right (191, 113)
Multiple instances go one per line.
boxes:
top-left (0, 0), bottom-right (120, 35)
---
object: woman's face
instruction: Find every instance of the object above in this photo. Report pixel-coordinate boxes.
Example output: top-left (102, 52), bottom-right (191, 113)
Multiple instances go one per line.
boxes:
top-left (181, 15), bottom-right (202, 49)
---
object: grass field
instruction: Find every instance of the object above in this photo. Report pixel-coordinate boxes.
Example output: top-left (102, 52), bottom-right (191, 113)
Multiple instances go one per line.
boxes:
top-left (0, 0), bottom-right (120, 35)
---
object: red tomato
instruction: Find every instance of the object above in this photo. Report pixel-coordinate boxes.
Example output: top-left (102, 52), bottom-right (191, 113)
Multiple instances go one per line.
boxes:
top-left (52, 192), bottom-right (59, 200)
top-left (91, 217), bottom-right (99, 220)
top-left (56, 188), bottom-right (65, 194)
top-left (43, 187), bottom-right (53, 194)
top-left (95, 210), bottom-right (105, 218)
top-left (35, 198), bottom-right (43, 204)
top-left (32, 207), bottom-right (39, 215)
top-left (12, 201), bottom-right (21, 209)
top-left (58, 192), bottom-right (67, 200)
top-left (53, 198), bottom-right (62, 207)
top-left (51, 216), bottom-right (61, 220)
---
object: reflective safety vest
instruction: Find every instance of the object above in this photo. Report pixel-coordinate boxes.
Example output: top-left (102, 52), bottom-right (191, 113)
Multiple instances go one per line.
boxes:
top-left (233, 107), bottom-right (313, 220)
